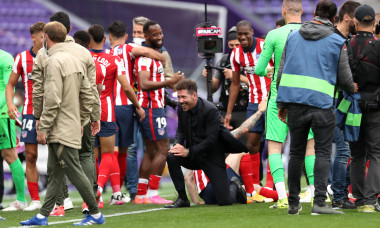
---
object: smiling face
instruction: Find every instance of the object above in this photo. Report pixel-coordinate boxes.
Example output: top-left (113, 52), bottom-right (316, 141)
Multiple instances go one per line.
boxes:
top-left (145, 24), bottom-right (164, 49)
top-left (237, 25), bottom-right (253, 49)
top-left (177, 89), bottom-right (197, 112)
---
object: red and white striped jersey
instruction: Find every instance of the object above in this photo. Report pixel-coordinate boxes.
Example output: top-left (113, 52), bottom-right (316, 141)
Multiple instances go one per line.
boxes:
top-left (193, 170), bottom-right (209, 194)
top-left (95, 61), bottom-right (105, 85)
top-left (135, 56), bottom-right (165, 108)
top-left (230, 38), bottom-right (273, 103)
top-left (105, 43), bottom-right (137, 106)
top-left (12, 48), bottom-right (37, 115)
top-left (90, 49), bottom-right (125, 122)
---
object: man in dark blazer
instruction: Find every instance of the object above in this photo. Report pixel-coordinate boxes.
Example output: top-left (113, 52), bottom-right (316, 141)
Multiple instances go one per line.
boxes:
top-left (165, 79), bottom-right (249, 208)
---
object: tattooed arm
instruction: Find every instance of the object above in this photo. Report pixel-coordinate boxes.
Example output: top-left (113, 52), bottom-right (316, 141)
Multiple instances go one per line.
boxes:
top-left (231, 97), bottom-right (267, 139)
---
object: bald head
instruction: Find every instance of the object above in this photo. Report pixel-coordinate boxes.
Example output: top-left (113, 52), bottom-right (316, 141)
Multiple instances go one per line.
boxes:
top-left (283, 0), bottom-right (303, 15)
top-left (44, 21), bottom-right (67, 43)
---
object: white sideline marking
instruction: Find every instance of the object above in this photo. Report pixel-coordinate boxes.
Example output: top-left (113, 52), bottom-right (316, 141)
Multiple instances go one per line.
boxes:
top-left (11, 208), bottom-right (168, 227)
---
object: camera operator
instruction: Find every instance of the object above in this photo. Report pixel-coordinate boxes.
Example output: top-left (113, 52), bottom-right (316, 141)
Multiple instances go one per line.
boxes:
top-left (201, 27), bottom-right (249, 136)
top-left (349, 4), bottom-right (380, 212)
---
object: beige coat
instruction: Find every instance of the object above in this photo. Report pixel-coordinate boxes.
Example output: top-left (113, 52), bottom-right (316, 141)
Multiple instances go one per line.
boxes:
top-left (38, 43), bottom-right (94, 149)
top-left (32, 35), bottom-right (100, 122)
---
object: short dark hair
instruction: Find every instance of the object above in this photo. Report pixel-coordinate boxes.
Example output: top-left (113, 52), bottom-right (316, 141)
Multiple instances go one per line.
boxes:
top-left (315, 0), bottom-right (337, 22)
top-left (237, 20), bottom-right (252, 29)
top-left (338, 1), bottom-right (361, 22)
top-left (44, 21), bottom-right (67, 43)
top-left (73, 30), bottom-right (90, 48)
top-left (175, 79), bottom-right (197, 94)
top-left (108, 20), bottom-right (126, 38)
top-left (50, 11), bottom-right (70, 34)
top-left (276, 18), bottom-right (286, 27)
top-left (30, 21), bottom-right (45, 35)
top-left (88, 24), bottom-right (105, 43)
top-left (143, 20), bottom-right (159, 34)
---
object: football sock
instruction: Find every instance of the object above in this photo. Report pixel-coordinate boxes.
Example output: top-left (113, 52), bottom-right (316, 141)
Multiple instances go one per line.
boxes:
top-left (269, 153), bottom-right (286, 200)
top-left (91, 213), bottom-right (101, 219)
top-left (36, 214), bottom-right (45, 219)
top-left (97, 153), bottom-right (113, 189)
top-left (259, 187), bottom-right (279, 202)
top-left (250, 153), bottom-right (261, 184)
top-left (310, 185), bottom-right (315, 198)
top-left (274, 182), bottom-right (287, 200)
top-left (239, 154), bottom-right (254, 195)
top-left (110, 151), bottom-right (121, 193)
top-left (118, 153), bottom-right (127, 187)
top-left (305, 155), bottom-right (315, 186)
top-left (265, 159), bottom-right (274, 189)
top-left (137, 178), bottom-right (149, 196)
top-left (147, 189), bottom-right (158, 198)
top-left (27, 181), bottom-right (40, 201)
top-left (147, 175), bottom-right (161, 197)
top-left (10, 158), bottom-right (26, 203)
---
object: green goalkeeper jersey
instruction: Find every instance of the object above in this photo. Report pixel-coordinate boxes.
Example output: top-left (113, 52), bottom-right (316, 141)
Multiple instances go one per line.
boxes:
top-left (0, 49), bottom-right (14, 118)
top-left (255, 23), bottom-right (302, 100)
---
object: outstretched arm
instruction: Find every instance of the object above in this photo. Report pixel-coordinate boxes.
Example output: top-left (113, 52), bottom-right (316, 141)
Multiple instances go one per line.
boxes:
top-left (231, 98), bottom-right (267, 139)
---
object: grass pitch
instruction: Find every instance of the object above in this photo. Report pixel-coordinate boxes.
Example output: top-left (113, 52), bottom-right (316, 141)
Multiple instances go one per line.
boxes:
top-left (0, 181), bottom-right (378, 228)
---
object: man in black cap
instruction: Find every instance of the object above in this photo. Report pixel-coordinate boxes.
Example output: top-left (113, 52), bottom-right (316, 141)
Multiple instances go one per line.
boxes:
top-left (348, 4), bottom-right (380, 213)
top-left (201, 27), bottom-right (249, 142)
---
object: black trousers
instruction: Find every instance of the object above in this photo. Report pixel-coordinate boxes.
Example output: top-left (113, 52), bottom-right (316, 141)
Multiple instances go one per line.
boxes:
top-left (167, 151), bottom-right (232, 206)
top-left (287, 104), bottom-right (335, 207)
top-left (350, 110), bottom-right (380, 206)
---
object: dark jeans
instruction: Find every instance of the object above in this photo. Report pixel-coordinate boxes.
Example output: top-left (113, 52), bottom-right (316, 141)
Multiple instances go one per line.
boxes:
top-left (287, 104), bottom-right (335, 207)
top-left (126, 119), bottom-right (141, 195)
top-left (350, 110), bottom-right (380, 206)
top-left (332, 126), bottom-right (351, 201)
top-left (167, 151), bottom-right (231, 206)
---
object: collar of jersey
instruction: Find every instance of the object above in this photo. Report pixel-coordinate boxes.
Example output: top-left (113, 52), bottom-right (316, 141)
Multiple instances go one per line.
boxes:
top-left (242, 37), bottom-right (257, 53)
top-left (89, 49), bottom-right (104, 53)
top-left (29, 47), bottom-right (37, 58)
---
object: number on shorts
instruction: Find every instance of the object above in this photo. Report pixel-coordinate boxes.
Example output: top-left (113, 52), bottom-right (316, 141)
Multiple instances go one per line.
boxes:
top-left (156, 117), bottom-right (167, 129)
top-left (22, 119), bottom-right (33, 131)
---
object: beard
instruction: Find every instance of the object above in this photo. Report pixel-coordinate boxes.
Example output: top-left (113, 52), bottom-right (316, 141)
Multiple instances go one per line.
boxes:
top-left (148, 37), bottom-right (163, 49)
top-left (349, 22), bottom-right (357, 35)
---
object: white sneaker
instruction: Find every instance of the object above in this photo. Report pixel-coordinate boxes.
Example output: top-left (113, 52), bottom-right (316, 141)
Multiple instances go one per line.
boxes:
top-left (300, 188), bottom-right (312, 203)
top-left (23, 200), bottom-right (42, 211)
top-left (121, 193), bottom-right (131, 203)
top-left (64, 198), bottom-right (74, 211)
top-left (3, 200), bottom-right (27, 211)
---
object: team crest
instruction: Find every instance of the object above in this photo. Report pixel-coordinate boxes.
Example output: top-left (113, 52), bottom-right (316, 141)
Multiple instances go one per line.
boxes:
top-left (245, 66), bottom-right (255, 75)
top-left (22, 131), bottom-right (28, 138)
top-left (117, 48), bottom-right (123, 55)
top-left (158, 128), bottom-right (165, 136)
top-left (157, 67), bottom-right (164, 74)
top-left (256, 53), bottom-right (261, 59)
top-left (28, 73), bottom-right (33, 80)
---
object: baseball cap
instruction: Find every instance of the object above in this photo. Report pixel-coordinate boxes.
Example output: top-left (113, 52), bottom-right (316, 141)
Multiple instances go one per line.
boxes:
top-left (227, 26), bottom-right (237, 41)
top-left (354, 4), bottom-right (375, 23)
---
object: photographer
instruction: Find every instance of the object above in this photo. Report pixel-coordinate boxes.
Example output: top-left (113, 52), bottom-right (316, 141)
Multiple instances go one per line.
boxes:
top-left (349, 5), bottom-right (380, 212)
top-left (201, 27), bottom-right (249, 135)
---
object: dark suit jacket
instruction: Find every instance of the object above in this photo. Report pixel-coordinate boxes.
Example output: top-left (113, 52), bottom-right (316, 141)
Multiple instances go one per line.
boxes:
top-left (175, 97), bottom-right (247, 159)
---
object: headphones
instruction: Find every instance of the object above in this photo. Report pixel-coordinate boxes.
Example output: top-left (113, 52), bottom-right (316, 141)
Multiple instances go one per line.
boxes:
top-left (376, 20), bottom-right (380, 35)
